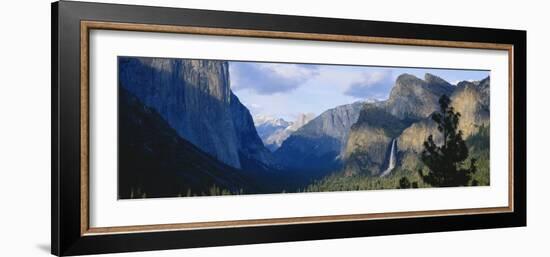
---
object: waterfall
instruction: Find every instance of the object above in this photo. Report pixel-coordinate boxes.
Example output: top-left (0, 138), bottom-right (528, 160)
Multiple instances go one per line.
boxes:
top-left (380, 139), bottom-right (397, 177)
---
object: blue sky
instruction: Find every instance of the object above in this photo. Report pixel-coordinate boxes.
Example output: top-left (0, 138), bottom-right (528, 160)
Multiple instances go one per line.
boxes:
top-left (229, 61), bottom-right (490, 121)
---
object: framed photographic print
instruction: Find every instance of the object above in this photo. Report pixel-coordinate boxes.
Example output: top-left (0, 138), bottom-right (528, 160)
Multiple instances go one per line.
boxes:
top-left (51, 1), bottom-right (526, 256)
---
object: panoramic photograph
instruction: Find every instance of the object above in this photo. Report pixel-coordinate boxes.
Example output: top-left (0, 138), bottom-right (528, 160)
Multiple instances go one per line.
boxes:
top-left (117, 56), bottom-right (490, 199)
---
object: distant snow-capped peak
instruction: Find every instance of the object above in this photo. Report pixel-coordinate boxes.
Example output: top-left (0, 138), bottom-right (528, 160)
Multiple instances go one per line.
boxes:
top-left (286, 113), bottom-right (315, 132)
top-left (254, 113), bottom-right (316, 151)
top-left (253, 115), bottom-right (291, 127)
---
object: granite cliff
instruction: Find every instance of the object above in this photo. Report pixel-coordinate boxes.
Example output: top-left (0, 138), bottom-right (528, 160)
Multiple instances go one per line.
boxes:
top-left (118, 57), bottom-right (272, 170)
top-left (118, 88), bottom-right (256, 198)
top-left (274, 102), bottom-right (364, 173)
top-left (343, 74), bottom-right (490, 176)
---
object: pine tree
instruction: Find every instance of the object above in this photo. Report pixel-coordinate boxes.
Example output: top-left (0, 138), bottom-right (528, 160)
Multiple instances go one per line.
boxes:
top-left (418, 95), bottom-right (477, 187)
top-left (398, 177), bottom-right (411, 189)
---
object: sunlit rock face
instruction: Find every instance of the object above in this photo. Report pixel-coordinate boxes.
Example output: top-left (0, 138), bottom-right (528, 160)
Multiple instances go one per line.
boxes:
top-left (342, 73), bottom-right (489, 176)
top-left (451, 77), bottom-right (490, 137)
top-left (343, 104), bottom-right (410, 176)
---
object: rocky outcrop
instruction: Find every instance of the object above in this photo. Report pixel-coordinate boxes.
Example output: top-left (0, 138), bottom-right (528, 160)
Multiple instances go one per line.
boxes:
top-left (398, 119), bottom-right (440, 153)
top-left (274, 102), bottom-right (364, 173)
top-left (451, 77), bottom-right (490, 137)
top-left (396, 118), bottom-right (439, 170)
top-left (395, 77), bottom-right (490, 172)
top-left (118, 57), bottom-right (271, 170)
top-left (384, 73), bottom-right (454, 120)
top-left (342, 73), bottom-right (475, 176)
top-left (343, 105), bottom-right (412, 176)
top-left (397, 76), bottom-right (490, 157)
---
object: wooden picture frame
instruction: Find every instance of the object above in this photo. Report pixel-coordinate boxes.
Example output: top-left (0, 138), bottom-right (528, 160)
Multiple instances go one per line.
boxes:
top-left (52, 1), bottom-right (526, 256)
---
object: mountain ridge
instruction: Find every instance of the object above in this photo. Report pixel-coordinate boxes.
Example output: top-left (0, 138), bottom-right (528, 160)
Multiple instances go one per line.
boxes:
top-left (343, 73), bottom-right (489, 176)
top-left (274, 101), bottom-right (364, 173)
top-left (254, 113), bottom-right (315, 151)
top-left (118, 58), bottom-right (491, 197)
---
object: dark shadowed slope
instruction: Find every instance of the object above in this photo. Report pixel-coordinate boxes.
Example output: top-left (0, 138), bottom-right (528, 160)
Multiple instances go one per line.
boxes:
top-left (274, 102), bottom-right (364, 174)
top-left (118, 88), bottom-right (258, 199)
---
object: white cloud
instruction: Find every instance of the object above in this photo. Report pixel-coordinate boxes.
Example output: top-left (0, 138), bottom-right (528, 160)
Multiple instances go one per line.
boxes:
top-left (257, 63), bottom-right (318, 80)
top-left (229, 62), bottom-right (320, 95)
top-left (343, 70), bottom-right (394, 99)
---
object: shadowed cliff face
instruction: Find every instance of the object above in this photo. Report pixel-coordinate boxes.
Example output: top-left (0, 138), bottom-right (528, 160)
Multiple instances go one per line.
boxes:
top-left (229, 93), bottom-right (275, 170)
top-left (273, 102), bottom-right (364, 173)
top-left (118, 57), bottom-right (271, 170)
top-left (118, 88), bottom-right (256, 198)
top-left (343, 73), bottom-right (490, 176)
